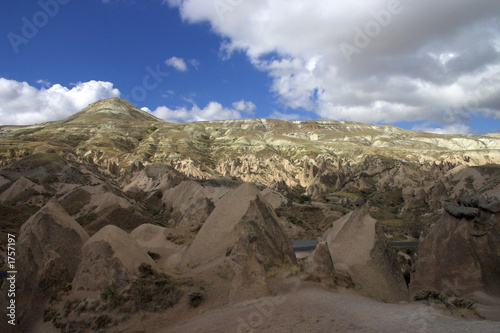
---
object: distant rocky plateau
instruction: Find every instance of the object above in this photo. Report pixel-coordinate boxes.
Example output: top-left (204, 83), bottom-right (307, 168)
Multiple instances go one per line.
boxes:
top-left (0, 98), bottom-right (499, 332)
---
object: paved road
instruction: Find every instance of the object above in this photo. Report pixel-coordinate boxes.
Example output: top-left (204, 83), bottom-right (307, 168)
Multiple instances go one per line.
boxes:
top-left (291, 239), bottom-right (319, 252)
top-left (291, 240), bottom-right (418, 252)
top-left (389, 241), bottom-right (418, 247)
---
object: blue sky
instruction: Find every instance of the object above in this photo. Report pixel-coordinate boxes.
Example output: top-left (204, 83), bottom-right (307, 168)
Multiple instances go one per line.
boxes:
top-left (1, 0), bottom-right (500, 135)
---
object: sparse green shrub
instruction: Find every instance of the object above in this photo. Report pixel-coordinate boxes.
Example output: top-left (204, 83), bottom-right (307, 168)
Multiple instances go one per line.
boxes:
top-left (298, 194), bottom-right (312, 204)
top-left (100, 282), bottom-right (116, 301)
top-left (465, 176), bottom-right (475, 189)
top-left (151, 205), bottom-right (164, 216)
top-left (166, 232), bottom-right (186, 244)
top-left (147, 126), bottom-right (158, 133)
top-left (452, 298), bottom-right (475, 309)
top-left (411, 230), bottom-right (421, 239)
top-left (414, 289), bottom-right (445, 302)
top-left (465, 176), bottom-right (474, 184)
top-left (188, 291), bottom-right (205, 308)
top-left (281, 264), bottom-right (301, 274)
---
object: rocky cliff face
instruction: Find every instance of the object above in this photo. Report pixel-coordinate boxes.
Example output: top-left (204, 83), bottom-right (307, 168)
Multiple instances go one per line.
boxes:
top-left (411, 196), bottom-right (500, 298)
top-left (0, 198), bottom-right (89, 333)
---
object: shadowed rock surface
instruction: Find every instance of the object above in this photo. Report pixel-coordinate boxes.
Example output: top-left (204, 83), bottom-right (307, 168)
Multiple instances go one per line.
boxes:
top-left (411, 197), bottom-right (500, 298)
top-left (71, 225), bottom-right (158, 300)
top-left (323, 203), bottom-right (409, 302)
top-left (187, 183), bottom-right (296, 269)
top-left (304, 241), bottom-right (335, 283)
top-left (0, 198), bottom-right (89, 333)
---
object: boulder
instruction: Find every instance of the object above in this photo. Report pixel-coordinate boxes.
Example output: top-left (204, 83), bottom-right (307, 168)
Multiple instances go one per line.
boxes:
top-left (444, 202), bottom-right (479, 219)
top-left (324, 203), bottom-right (409, 302)
top-left (0, 198), bottom-right (89, 333)
top-left (457, 195), bottom-right (487, 208)
top-left (71, 225), bottom-right (159, 300)
top-left (354, 196), bottom-right (367, 207)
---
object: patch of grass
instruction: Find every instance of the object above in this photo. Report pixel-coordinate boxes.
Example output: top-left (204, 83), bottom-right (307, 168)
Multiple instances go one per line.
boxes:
top-left (369, 188), bottom-right (404, 211)
top-left (187, 262), bottom-right (200, 269)
top-left (267, 271), bottom-right (278, 278)
top-left (378, 219), bottom-right (404, 227)
top-left (147, 126), bottom-right (158, 133)
top-left (329, 191), bottom-right (359, 200)
top-left (215, 262), bottom-right (234, 280)
top-left (278, 264), bottom-right (301, 275)
top-left (370, 209), bottom-right (400, 222)
top-left (166, 232), bottom-right (187, 245)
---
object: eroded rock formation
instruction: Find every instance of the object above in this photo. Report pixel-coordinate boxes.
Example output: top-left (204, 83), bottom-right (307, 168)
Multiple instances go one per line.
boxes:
top-left (322, 202), bottom-right (409, 302)
top-left (0, 198), bottom-right (89, 333)
top-left (411, 196), bottom-right (500, 298)
top-left (187, 183), bottom-right (296, 269)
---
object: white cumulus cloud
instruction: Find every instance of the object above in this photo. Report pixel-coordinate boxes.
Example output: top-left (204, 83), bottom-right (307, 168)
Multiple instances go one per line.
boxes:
top-left (268, 111), bottom-right (301, 121)
top-left (231, 100), bottom-right (256, 114)
top-left (169, 0), bottom-right (500, 127)
top-left (148, 100), bottom-right (255, 122)
top-left (0, 78), bottom-right (120, 125)
top-left (412, 123), bottom-right (472, 135)
top-left (165, 56), bottom-right (188, 72)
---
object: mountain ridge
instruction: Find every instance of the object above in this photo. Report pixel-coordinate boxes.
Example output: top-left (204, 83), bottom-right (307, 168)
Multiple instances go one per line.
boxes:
top-left (62, 97), bottom-right (161, 123)
top-left (1, 98), bottom-right (500, 186)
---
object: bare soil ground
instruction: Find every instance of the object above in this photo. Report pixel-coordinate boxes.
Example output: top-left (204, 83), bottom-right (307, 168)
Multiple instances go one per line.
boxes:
top-left (110, 279), bottom-right (500, 333)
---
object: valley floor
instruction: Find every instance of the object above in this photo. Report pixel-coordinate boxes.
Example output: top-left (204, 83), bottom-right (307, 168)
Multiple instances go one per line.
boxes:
top-left (110, 281), bottom-right (500, 333)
